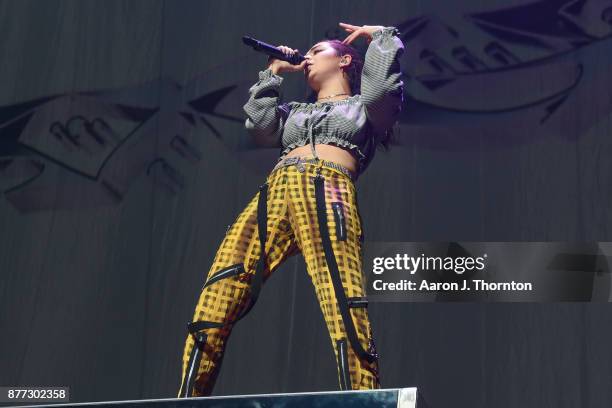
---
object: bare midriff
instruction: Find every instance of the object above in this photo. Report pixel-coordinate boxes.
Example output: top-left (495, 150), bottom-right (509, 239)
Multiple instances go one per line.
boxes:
top-left (283, 143), bottom-right (359, 174)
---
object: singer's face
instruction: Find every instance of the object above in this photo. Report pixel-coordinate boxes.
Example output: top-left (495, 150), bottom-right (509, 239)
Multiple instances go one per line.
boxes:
top-left (303, 41), bottom-right (342, 85)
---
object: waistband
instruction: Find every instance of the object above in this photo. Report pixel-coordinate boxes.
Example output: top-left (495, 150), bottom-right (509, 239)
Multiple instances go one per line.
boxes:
top-left (271, 156), bottom-right (357, 182)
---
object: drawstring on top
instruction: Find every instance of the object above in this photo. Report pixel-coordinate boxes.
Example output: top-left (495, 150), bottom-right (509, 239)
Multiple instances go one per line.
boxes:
top-left (309, 104), bottom-right (333, 164)
top-left (308, 123), bottom-right (317, 161)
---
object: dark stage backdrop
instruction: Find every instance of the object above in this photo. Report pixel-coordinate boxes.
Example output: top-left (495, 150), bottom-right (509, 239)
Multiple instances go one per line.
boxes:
top-left (1, 0), bottom-right (611, 407)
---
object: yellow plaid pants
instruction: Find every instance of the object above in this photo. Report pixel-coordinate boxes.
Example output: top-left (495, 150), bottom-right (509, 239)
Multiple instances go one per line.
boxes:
top-left (177, 157), bottom-right (380, 397)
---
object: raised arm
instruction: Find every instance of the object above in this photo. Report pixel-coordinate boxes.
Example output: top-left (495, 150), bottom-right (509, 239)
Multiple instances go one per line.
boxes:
top-left (242, 67), bottom-right (292, 147)
top-left (360, 26), bottom-right (405, 135)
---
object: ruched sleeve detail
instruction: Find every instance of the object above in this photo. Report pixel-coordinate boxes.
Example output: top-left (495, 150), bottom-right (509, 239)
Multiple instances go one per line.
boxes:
top-left (360, 26), bottom-right (405, 136)
top-left (242, 67), bottom-right (292, 147)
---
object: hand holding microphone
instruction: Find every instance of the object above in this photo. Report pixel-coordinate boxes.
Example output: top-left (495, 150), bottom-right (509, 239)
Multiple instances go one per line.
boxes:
top-left (242, 36), bottom-right (308, 75)
top-left (267, 45), bottom-right (307, 74)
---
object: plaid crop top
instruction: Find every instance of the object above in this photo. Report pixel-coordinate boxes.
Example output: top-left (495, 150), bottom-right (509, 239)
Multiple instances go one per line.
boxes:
top-left (242, 26), bottom-right (404, 178)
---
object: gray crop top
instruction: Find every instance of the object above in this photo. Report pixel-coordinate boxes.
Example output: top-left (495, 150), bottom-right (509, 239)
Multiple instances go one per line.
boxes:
top-left (242, 26), bottom-right (404, 177)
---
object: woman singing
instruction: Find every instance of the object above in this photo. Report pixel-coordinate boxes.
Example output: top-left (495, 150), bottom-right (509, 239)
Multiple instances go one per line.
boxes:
top-left (178, 22), bottom-right (404, 397)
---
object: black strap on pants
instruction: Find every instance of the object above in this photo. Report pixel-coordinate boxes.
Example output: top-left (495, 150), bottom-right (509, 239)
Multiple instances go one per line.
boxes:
top-left (179, 182), bottom-right (269, 397)
top-left (312, 173), bottom-right (378, 366)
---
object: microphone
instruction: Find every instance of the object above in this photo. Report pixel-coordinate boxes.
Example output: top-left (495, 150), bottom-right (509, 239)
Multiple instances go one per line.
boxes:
top-left (242, 36), bottom-right (305, 65)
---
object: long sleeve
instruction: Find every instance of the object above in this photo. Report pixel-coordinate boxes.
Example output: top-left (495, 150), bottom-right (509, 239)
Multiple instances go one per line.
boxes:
top-left (242, 67), bottom-right (291, 147)
top-left (360, 26), bottom-right (405, 135)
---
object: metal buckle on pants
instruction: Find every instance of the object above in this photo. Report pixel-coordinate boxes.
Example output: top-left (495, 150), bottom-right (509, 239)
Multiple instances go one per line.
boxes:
top-left (276, 156), bottom-right (306, 173)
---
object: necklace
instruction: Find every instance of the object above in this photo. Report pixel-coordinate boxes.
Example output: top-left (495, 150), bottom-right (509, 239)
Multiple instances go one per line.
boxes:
top-left (316, 92), bottom-right (349, 102)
